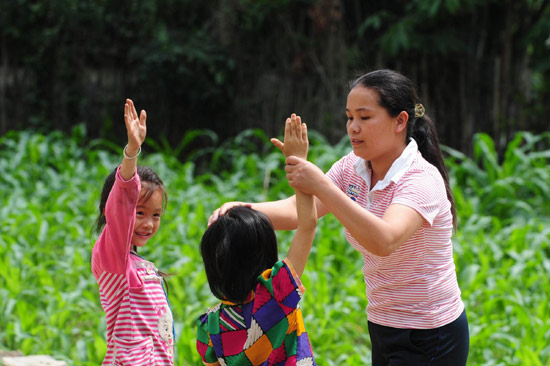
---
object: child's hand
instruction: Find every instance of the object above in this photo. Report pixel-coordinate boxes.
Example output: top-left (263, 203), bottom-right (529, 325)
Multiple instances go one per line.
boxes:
top-left (124, 99), bottom-right (147, 154)
top-left (271, 113), bottom-right (308, 159)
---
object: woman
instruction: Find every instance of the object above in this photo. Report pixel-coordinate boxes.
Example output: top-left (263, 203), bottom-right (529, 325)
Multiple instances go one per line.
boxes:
top-left (210, 69), bottom-right (469, 366)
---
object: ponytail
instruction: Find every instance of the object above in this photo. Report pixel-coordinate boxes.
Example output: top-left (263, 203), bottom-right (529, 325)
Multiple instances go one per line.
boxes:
top-left (411, 115), bottom-right (457, 229)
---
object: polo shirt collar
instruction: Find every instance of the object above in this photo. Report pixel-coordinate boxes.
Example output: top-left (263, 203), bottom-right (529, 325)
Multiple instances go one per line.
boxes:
top-left (354, 138), bottom-right (418, 191)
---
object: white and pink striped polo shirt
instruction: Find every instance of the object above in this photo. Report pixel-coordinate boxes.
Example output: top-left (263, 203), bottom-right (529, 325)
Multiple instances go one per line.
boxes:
top-left (326, 139), bottom-right (464, 329)
top-left (92, 167), bottom-right (174, 365)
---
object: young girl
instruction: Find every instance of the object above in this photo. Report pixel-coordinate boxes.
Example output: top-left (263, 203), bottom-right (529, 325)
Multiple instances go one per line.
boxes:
top-left (197, 115), bottom-right (317, 366)
top-left (92, 99), bottom-right (175, 365)
top-left (210, 70), bottom-right (469, 366)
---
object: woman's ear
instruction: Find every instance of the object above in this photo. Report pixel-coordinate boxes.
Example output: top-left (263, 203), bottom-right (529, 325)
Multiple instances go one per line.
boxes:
top-left (395, 111), bottom-right (409, 133)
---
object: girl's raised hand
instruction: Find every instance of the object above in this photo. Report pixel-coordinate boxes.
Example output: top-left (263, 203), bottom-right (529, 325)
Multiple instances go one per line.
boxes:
top-left (124, 99), bottom-right (147, 153)
top-left (271, 113), bottom-right (308, 159)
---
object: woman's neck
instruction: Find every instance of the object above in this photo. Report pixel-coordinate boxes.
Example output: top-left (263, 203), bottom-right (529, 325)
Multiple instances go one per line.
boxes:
top-left (369, 143), bottom-right (407, 187)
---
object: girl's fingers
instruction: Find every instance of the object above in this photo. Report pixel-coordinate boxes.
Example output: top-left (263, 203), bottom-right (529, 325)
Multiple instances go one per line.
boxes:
top-left (270, 138), bottom-right (284, 151)
top-left (140, 110), bottom-right (147, 126)
top-left (126, 99), bottom-right (132, 117)
top-left (124, 103), bottom-right (131, 131)
top-left (295, 115), bottom-right (301, 138)
top-left (132, 103), bottom-right (138, 121)
top-left (284, 118), bottom-right (291, 140)
top-left (127, 99), bottom-right (137, 121)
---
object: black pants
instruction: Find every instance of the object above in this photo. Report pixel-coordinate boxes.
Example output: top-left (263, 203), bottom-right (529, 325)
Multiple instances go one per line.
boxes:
top-left (368, 310), bottom-right (469, 366)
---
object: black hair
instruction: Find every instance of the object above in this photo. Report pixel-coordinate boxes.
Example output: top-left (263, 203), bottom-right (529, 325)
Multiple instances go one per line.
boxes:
top-left (93, 165), bottom-right (172, 290)
top-left (94, 166), bottom-right (168, 236)
top-left (350, 69), bottom-right (457, 228)
top-left (201, 206), bottom-right (279, 303)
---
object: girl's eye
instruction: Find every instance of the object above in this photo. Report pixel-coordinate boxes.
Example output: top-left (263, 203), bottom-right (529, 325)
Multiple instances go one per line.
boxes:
top-left (361, 116), bottom-right (369, 120)
top-left (136, 211), bottom-right (144, 216)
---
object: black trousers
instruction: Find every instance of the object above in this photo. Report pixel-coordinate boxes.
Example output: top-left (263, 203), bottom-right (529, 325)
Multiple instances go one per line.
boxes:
top-left (368, 310), bottom-right (469, 366)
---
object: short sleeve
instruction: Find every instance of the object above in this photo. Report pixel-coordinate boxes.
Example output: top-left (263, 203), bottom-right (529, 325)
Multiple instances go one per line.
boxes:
top-left (392, 169), bottom-right (445, 226)
top-left (325, 156), bottom-right (346, 190)
top-left (326, 151), bottom-right (362, 194)
top-left (196, 313), bottom-right (220, 365)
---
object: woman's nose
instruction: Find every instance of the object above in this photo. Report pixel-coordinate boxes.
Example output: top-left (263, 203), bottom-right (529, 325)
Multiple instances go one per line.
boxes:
top-left (347, 120), bottom-right (359, 134)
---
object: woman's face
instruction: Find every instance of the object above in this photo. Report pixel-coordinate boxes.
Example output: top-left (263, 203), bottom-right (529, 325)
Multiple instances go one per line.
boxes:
top-left (346, 86), bottom-right (406, 163)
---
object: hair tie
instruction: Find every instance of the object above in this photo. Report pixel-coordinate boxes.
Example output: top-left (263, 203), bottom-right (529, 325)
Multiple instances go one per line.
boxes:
top-left (415, 103), bottom-right (425, 118)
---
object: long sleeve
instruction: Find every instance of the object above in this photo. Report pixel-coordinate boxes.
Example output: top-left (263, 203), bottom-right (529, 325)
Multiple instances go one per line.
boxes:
top-left (92, 166), bottom-right (141, 277)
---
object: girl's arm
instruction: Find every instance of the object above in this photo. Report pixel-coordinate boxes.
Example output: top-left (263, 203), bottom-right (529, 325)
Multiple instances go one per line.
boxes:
top-left (92, 99), bottom-right (147, 276)
top-left (272, 114), bottom-right (317, 277)
top-left (287, 189), bottom-right (316, 277)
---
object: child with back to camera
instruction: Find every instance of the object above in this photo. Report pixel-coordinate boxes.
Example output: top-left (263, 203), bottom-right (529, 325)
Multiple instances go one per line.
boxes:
top-left (92, 99), bottom-right (175, 365)
top-left (196, 114), bottom-right (318, 366)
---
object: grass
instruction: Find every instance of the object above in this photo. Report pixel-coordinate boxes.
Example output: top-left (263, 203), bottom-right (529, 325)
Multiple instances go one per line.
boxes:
top-left (0, 126), bottom-right (549, 365)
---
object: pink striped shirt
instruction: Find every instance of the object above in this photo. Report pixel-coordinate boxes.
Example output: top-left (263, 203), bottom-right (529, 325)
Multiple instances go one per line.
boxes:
top-left (92, 167), bottom-right (174, 365)
top-left (326, 139), bottom-right (464, 329)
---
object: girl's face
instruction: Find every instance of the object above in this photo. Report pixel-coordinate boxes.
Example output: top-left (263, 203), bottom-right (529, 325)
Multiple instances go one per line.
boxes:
top-left (346, 86), bottom-right (407, 163)
top-left (132, 188), bottom-right (163, 247)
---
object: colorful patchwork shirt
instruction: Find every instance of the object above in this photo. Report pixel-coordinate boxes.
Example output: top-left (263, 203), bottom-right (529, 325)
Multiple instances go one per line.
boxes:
top-left (196, 259), bottom-right (316, 366)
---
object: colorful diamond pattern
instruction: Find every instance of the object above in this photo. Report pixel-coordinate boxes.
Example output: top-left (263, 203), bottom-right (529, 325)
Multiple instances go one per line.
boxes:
top-left (197, 260), bottom-right (316, 366)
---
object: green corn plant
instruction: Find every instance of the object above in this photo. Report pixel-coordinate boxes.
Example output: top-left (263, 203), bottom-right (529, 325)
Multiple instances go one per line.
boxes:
top-left (0, 127), bottom-right (549, 365)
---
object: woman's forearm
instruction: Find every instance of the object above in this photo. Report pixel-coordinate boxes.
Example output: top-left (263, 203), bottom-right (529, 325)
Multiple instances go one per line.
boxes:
top-left (313, 175), bottom-right (421, 256)
top-left (251, 197), bottom-right (298, 230)
top-left (251, 195), bottom-right (328, 231)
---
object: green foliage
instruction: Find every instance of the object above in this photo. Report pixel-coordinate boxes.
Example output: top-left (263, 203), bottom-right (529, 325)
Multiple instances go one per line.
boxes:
top-left (444, 131), bottom-right (550, 365)
top-left (443, 132), bottom-right (550, 221)
top-left (0, 127), bottom-right (549, 365)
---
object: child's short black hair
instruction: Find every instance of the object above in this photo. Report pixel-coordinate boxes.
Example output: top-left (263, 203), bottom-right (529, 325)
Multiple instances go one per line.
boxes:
top-left (201, 206), bottom-right (278, 303)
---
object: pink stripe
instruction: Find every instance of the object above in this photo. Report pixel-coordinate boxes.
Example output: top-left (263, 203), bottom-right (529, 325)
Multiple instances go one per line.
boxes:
top-left (326, 151), bottom-right (463, 329)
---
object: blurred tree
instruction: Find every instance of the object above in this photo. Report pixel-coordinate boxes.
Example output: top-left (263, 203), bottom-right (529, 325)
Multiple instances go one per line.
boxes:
top-left (0, 0), bottom-right (548, 155)
top-left (347, 0), bottom-right (550, 153)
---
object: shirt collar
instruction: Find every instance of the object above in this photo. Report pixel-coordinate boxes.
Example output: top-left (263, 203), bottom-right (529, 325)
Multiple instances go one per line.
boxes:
top-left (354, 138), bottom-right (418, 191)
top-left (221, 291), bottom-right (255, 306)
